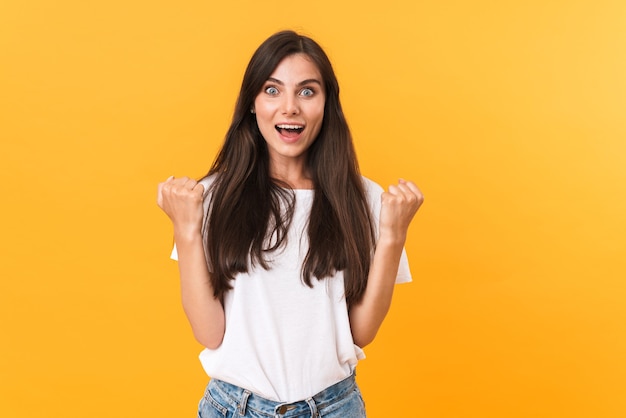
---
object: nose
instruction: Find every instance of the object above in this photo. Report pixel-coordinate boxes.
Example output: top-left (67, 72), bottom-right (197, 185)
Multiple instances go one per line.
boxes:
top-left (281, 95), bottom-right (300, 115)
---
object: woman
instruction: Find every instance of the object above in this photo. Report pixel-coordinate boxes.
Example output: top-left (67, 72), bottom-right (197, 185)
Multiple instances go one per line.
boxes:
top-left (157, 30), bottom-right (423, 417)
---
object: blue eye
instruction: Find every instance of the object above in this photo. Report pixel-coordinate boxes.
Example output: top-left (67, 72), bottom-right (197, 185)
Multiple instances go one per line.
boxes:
top-left (265, 86), bottom-right (279, 95)
top-left (300, 88), bottom-right (314, 97)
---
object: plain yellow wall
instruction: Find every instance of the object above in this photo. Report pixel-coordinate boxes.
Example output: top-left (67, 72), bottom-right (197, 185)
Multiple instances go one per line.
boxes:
top-left (2, 1), bottom-right (625, 417)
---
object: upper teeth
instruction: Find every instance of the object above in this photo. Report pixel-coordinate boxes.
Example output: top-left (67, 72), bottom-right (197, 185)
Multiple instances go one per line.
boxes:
top-left (277, 124), bottom-right (303, 129)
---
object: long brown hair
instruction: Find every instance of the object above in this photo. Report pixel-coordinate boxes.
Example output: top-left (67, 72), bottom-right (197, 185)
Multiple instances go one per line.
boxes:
top-left (204, 30), bottom-right (375, 307)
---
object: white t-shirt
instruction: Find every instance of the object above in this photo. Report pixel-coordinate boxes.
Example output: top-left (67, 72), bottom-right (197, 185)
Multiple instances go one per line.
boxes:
top-left (172, 176), bottom-right (411, 402)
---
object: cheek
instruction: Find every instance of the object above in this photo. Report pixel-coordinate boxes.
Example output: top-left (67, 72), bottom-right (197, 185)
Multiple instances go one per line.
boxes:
top-left (313, 107), bottom-right (325, 127)
top-left (253, 96), bottom-right (269, 115)
top-left (310, 114), bottom-right (325, 138)
top-left (256, 118), bottom-right (274, 139)
top-left (306, 99), bottom-right (325, 120)
top-left (314, 98), bottom-right (326, 122)
top-left (254, 105), bottom-right (273, 125)
top-left (255, 101), bottom-right (279, 123)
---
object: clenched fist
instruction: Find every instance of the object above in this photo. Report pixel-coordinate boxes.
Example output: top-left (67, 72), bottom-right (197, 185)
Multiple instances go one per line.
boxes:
top-left (379, 179), bottom-right (424, 245)
top-left (157, 176), bottom-right (205, 240)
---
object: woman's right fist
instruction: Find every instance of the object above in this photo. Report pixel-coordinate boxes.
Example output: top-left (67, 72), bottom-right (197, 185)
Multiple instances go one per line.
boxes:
top-left (157, 176), bottom-right (205, 237)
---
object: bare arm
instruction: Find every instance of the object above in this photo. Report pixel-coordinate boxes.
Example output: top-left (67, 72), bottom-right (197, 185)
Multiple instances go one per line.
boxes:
top-left (157, 176), bottom-right (225, 349)
top-left (349, 179), bottom-right (423, 348)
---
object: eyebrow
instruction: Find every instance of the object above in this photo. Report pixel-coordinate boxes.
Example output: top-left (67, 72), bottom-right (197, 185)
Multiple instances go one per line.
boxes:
top-left (266, 77), bottom-right (322, 87)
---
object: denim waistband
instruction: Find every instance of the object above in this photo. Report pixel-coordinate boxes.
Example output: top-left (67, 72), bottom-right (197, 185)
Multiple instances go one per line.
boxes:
top-left (208, 372), bottom-right (358, 417)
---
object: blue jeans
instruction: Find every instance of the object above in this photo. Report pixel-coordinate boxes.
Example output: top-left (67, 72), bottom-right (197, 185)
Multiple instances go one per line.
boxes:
top-left (197, 372), bottom-right (366, 417)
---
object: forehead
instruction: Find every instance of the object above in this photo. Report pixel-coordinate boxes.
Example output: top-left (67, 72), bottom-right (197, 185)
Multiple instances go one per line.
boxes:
top-left (268, 53), bottom-right (323, 82)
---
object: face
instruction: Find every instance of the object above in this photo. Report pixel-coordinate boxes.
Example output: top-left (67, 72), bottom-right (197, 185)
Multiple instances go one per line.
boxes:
top-left (253, 53), bottom-right (326, 172)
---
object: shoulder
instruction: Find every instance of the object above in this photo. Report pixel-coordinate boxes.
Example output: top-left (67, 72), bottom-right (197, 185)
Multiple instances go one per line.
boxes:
top-left (197, 174), bottom-right (220, 212)
top-left (199, 173), bottom-right (218, 189)
top-left (198, 173), bottom-right (221, 199)
top-left (360, 176), bottom-right (384, 198)
top-left (360, 176), bottom-right (385, 216)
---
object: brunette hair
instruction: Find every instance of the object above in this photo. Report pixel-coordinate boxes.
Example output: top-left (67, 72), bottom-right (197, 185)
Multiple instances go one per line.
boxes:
top-left (204, 30), bottom-right (375, 307)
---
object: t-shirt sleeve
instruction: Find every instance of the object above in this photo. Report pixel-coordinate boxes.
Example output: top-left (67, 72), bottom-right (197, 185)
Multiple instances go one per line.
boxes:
top-left (396, 247), bottom-right (412, 284)
top-left (170, 244), bottom-right (178, 261)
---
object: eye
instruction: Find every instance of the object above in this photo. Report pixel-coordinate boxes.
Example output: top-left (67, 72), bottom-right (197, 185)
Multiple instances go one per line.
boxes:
top-left (265, 86), bottom-right (279, 95)
top-left (300, 88), bottom-right (314, 97)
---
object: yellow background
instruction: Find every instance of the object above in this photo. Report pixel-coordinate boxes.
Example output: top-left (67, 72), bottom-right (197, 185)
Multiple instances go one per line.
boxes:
top-left (2, 0), bottom-right (625, 417)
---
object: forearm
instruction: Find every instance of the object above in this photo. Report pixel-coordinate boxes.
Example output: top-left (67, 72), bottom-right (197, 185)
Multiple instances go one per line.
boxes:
top-left (349, 236), bottom-right (405, 348)
top-left (175, 231), bottom-right (225, 349)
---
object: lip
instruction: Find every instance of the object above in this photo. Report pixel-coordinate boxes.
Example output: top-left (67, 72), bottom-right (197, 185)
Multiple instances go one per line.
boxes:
top-left (276, 129), bottom-right (304, 143)
top-left (275, 121), bottom-right (306, 128)
top-left (275, 122), bottom-right (306, 143)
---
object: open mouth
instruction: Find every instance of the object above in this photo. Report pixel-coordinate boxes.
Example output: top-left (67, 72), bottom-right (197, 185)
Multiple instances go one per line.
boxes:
top-left (275, 124), bottom-right (305, 138)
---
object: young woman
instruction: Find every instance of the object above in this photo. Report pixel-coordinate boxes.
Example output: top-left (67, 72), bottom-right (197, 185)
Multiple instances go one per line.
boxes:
top-left (157, 30), bottom-right (423, 417)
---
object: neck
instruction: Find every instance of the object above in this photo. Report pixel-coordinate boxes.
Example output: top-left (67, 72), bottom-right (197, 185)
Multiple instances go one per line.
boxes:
top-left (269, 160), bottom-right (314, 190)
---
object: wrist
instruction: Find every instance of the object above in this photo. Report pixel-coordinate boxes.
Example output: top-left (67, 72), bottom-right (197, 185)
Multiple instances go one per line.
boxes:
top-left (173, 228), bottom-right (203, 245)
top-left (377, 231), bottom-right (407, 248)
